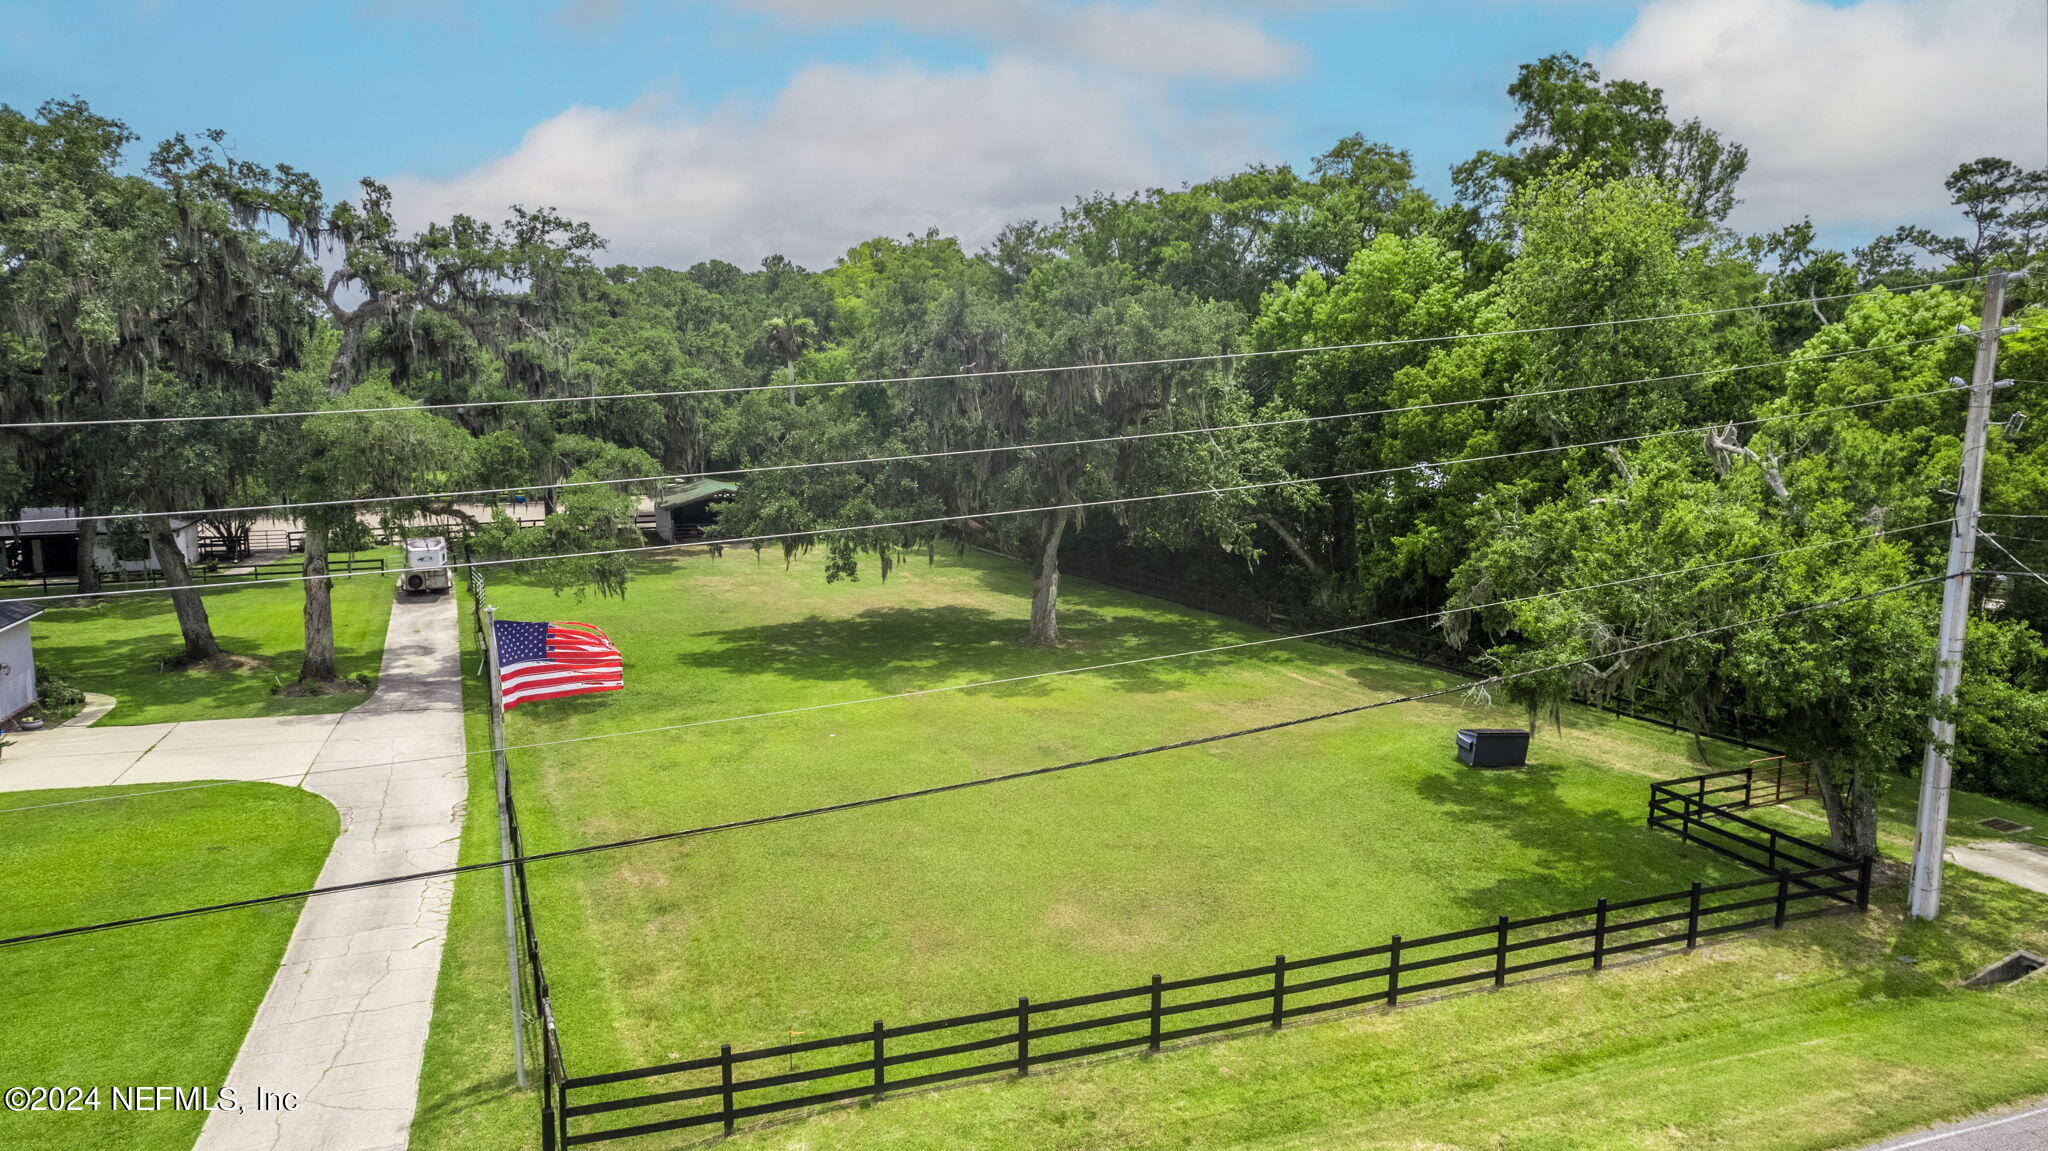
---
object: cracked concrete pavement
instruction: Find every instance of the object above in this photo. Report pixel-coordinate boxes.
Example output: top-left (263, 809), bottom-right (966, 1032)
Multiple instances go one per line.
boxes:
top-left (2, 592), bottom-right (470, 1151)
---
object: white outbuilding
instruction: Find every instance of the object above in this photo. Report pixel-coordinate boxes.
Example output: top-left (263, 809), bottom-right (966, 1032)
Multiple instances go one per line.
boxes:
top-left (0, 600), bottom-right (45, 722)
top-left (3, 508), bottom-right (200, 578)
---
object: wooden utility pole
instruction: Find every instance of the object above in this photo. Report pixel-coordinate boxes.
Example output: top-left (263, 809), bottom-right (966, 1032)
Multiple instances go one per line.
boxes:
top-left (1908, 268), bottom-right (2021, 920)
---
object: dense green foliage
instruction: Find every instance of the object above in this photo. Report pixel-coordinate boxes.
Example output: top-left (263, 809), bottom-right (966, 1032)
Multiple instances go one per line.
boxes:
top-left (4, 50), bottom-right (2047, 825)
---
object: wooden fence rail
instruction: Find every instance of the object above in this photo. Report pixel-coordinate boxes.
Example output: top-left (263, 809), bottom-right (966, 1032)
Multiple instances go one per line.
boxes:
top-left (536, 766), bottom-right (1869, 1146)
top-left (0, 555), bottom-right (386, 595)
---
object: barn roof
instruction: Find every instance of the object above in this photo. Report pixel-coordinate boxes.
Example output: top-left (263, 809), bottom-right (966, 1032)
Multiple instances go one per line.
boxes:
top-left (0, 601), bottom-right (44, 632)
top-left (653, 479), bottom-right (739, 510)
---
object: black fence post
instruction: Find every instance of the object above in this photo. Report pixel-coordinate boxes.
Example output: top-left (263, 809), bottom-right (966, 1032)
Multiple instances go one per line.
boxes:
top-left (540, 1075), bottom-right (556, 1151)
top-left (870, 1020), bottom-right (885, 1102)
top-left (1386, 935), bottom-right (1403, 1008)
top-left (1271, 955), bottom-right (1286, 1030)
top-left (1016, 997), bottom-right (1031, 1075)
top-left (1774, 871), bottom-right (1790, 929)
top-left (1765, 829), bottom-right (1778, 872)
top-left (1743, 767), bottom-right (1755, 809)
top-left (1592, 898), bottom-right (1609, 972)
top-left (1856, 857), bottom-right (1873, 912)
top-left (555, 1074), bottom-right (569, 1150)
top-left (1149, 974), bottom-right (1163, 1053)
top-left (719, 1044), bottom-right (735, 1136)
top-left (1493, 915), bottom-right (1509, 989)
top-left (1686, 881), bottom-right (1702, 949)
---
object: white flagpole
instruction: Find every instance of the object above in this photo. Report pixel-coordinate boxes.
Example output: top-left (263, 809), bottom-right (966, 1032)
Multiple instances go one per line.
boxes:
top-left (480, 603), bottom-right (529, 1087)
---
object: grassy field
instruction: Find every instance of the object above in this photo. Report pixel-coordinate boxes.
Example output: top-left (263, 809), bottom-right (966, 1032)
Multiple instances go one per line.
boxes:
top-left (0, 782), bottom-right (338, 1151)
top-left (637, 865), bottom-right (2048, 1151)
top-left (27, 551), bottom-right (398, 726)
top-left (401, 546), bottom-right (2048, 1151)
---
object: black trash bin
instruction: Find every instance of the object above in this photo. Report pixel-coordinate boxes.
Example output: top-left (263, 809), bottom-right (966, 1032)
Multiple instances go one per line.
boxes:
top-left (1456, 728), bottom-right (1529, 768)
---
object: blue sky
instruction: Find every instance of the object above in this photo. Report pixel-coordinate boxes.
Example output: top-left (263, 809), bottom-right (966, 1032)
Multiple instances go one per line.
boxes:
top-left (3, 1), bottom-right (2040, 268)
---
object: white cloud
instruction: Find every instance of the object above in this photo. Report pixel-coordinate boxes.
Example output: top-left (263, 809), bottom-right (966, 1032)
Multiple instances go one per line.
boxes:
top-left (388, 56), bottom-right (1265, 269)
top-left (1598, 0), bottom-right (2048, 235)
top-left (722, 1), bottom-right (1303, 81)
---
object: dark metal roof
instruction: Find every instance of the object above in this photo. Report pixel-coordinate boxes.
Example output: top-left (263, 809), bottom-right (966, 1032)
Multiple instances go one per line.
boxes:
top-left (0, 601), bottom-right (44, 632)
top-left (653, 479), bottom-right (739, 510)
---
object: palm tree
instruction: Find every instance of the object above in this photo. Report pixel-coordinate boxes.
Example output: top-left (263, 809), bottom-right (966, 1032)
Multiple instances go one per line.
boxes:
top-left (761, 314), bottom-right (817, 402)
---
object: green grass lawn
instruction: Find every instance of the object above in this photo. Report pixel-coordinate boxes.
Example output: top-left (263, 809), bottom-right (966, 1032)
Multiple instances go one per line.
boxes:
top-left (27, 551), bottom-right (399, 725)
top-left (679, 865), bottom-right (2048, 1151)
top-left (0, 782), bottom-right (337, 1151)
top-left (418, 546), bottom-right (1902, 1150)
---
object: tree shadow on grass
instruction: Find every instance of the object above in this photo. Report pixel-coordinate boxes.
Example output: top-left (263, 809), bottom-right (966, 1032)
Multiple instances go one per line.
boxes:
top-left (1410, 760), bottom-right (1747, 924)
top-left (682, 603), bottom-right (1267, 697)
top-left (958, 555), bottom-right (1479, 700)
top-left (34, 596), bottom-right (385, 719)
top-left (1403, 759), bottom-right (1998, 1003)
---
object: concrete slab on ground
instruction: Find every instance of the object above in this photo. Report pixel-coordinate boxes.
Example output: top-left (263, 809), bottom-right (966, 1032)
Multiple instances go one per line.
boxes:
top-left (1950, 840), bottom-right (2048, 898)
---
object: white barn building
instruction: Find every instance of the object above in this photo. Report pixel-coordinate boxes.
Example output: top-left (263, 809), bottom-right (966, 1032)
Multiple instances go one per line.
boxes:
top-left (3, 508), bottom-right (199, 577)
top-left (0, 601), bottom-right (44, 722)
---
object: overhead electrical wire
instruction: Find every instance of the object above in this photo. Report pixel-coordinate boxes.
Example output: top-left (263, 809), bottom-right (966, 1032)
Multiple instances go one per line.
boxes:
top-left (0, 335), bottom-right (1966, 530)
top-left (1979, 530), bottom-right (2048, 588)
top-left (0, 573), bottom-right (1949, 948)
top-left (0, 276), bottom-right (1985, 431)
top-left (0, 383), bottom-right (1983, 607)
top-left (0, 517), bottom-right (1951, 817)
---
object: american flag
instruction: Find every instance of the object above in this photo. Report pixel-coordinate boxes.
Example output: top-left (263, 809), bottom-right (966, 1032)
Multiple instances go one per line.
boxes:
top-left (493, 620), bottom-right (624, 710)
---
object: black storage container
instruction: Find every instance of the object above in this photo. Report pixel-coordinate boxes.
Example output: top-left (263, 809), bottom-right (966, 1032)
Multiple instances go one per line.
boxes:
top-left (1456, 728), bottom-right (1530, 768)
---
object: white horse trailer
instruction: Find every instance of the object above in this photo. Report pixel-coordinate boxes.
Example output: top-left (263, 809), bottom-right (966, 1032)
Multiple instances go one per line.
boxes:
top-left (397, 537), bottom-right (453, 595)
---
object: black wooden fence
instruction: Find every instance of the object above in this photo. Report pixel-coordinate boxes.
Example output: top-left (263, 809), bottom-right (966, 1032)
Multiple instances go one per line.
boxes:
top-left (530, 765), bottom-right (1868, 1147)
top-left (0, 554), bottom-right (386, 594)
top-left (508, 772), bottom-right (573, 1148)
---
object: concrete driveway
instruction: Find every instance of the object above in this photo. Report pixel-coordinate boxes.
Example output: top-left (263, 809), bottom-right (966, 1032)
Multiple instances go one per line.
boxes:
top-left (0, 711), bottom-right (344, 791)
top-left (2, 592), bottom-right (471, 1151)
top-left (1949, 839), bottom-right (2048, 898)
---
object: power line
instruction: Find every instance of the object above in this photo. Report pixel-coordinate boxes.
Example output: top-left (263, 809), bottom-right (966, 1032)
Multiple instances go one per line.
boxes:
top-left (0, 573), bottom-right (1948, 948)
top-left (0, 278), bottom-right (1985, 431)
top-left (0, 383), bottom-right (1980, 606)
top-left (1979, 531), bottom-right (2048, 588)
top-left (0, 519), bottom-right (1946, 816)
top-left (0, 333), bottom-right (1966, 528)
top-left (0, 336), bottom-right (1964, 530)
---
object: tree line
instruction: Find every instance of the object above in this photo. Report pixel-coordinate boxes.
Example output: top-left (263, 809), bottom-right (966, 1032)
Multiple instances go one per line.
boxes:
top-left (3, 53), bottom-right (2046, 856)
